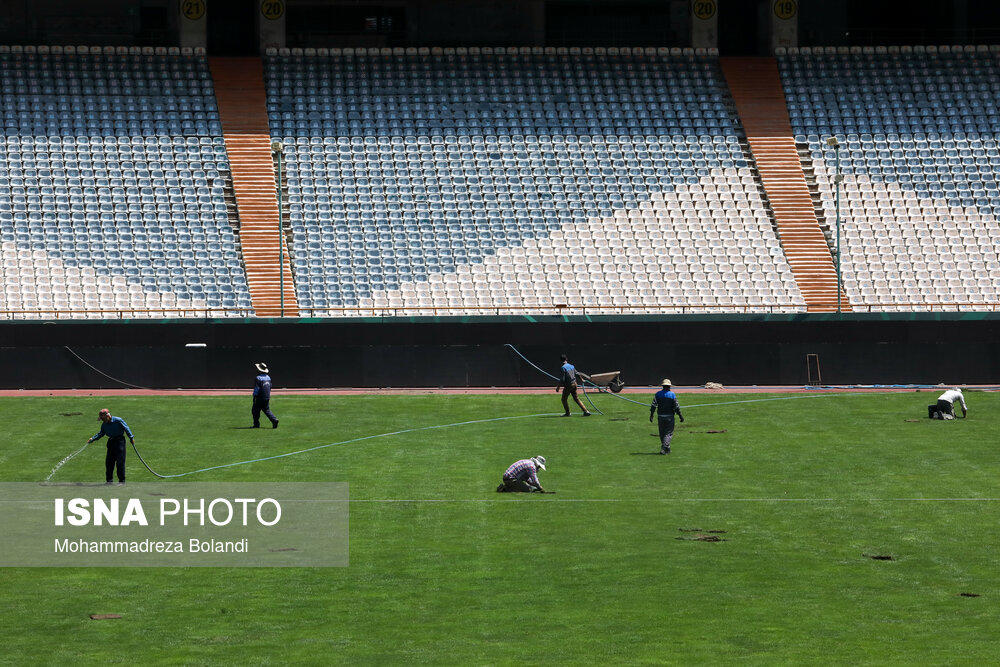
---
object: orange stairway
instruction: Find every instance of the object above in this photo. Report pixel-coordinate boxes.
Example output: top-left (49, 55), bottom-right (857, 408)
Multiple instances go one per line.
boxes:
top-left (721, 57), bottom-right (849, 312)
top-left (210, 57), bottom-right (298, 317)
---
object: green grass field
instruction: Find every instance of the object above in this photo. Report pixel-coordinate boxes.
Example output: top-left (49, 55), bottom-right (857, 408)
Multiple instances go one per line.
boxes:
top-left (2, 391), bottom-right (999, 664)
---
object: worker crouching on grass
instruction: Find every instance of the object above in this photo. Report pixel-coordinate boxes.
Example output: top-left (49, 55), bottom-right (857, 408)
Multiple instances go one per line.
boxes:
top-left (650, 379), bottom-right (684, 454)
top-left (87, 408), bottom-right (134, 485)
top-left (928, 387), bottom-right (968, 420)
top-left (497, 456), bottom-right (554, 493)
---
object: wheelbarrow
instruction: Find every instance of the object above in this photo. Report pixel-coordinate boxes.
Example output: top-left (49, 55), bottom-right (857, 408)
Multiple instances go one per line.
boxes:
top-left (579, 371), bottom-right (626, 393)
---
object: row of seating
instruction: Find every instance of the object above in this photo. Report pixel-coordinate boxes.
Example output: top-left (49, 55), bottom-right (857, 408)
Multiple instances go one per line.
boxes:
top-left (781, 50), bottom-right (1000, 309)
top-left (265, 51), bottom-right (806, 314)
top-left (0, 51), bottom-right (252, 319)
top-left (266, 46), bottom-right (720, 57)
top-left (4, 47), bottom-right (999, 318)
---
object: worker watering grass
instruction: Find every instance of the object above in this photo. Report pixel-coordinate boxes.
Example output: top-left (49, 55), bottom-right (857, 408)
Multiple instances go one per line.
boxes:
top-left (86, 408), bottom-right (134, 485)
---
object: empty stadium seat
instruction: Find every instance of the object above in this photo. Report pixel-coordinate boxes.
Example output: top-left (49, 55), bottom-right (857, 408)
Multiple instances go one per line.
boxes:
top-left (780, 48), bottom-right (1000, 311)
top-left (0, 49), bottom-right (253, 318)
top-left (264, 50), bottom-right (806, 314)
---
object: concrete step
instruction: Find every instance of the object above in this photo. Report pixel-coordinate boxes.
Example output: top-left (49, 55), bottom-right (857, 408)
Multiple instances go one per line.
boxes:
top-left (721, 56), bottom-right (851, 312)
top-left (212, 55), bottom-right (299, 317)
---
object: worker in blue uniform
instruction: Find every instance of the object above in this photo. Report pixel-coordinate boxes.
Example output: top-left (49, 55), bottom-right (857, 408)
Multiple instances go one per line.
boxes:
top-left (557, 354), bottom-right (592, 417)
top-left (252, 362), bottom-right (279, 429)
top-left (649, 378), bottom-right (683, 454)
top-left (87, 408), bottom-right (134, 484)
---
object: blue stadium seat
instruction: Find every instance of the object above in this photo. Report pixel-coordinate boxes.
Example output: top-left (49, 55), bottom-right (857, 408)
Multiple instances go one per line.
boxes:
top-left (0, 50), bottom-right (252, 318)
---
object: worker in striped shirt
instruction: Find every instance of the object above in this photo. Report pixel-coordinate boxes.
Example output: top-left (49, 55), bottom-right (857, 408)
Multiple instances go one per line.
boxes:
top-left (496, 456), bottom-right (551, 493)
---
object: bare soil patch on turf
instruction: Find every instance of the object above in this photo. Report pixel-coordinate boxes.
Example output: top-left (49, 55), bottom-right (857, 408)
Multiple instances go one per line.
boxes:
top-left (677, 528), bottom-right (727, 542)
top-left (678, 528), bottom-right (727, 533)
top-left (676, 535), bottom-right (726, 542)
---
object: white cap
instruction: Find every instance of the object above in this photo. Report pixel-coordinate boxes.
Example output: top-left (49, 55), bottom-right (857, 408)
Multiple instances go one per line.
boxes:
top-left (531, 456), bottom-right (546, 471)
top-left (661, 378), bottom-right (672, 386)
top-left (255, 362), bottom-right (269, 373)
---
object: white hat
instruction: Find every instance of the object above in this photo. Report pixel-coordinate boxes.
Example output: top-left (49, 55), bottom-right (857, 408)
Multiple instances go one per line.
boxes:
top-left (255, 362), bottom-right (269, 373)
top-left (661, 378), bottom-right (672, 386)
top-left (531, 456), bottom-right (546, 471)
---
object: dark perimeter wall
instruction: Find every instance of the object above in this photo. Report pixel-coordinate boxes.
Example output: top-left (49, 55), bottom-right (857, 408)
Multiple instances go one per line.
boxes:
top-left (1, 313), bottom-right (998, 389)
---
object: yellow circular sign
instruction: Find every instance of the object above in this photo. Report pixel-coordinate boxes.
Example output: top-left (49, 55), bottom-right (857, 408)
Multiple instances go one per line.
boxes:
top-left (773, 0), bottom-right (797, 20)
top-left (261, 0), bottom-right (285, 20)
top-left (692, 0), bottom-right (717, 20)
top-left (180, 0), bottom-right (205, 21)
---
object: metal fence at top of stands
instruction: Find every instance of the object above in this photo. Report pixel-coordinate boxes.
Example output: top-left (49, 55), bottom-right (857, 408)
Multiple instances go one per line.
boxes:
top-left (2, 302), bottom-right (1000, 320)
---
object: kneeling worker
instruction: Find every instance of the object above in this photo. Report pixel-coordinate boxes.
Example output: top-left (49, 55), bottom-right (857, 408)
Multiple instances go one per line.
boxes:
top-left (928, 387), bottom-right (968, 420)
top-left (87, 408), bottom-right (134, 485)
top-left (650, 378), bottom-right (684, 454)
top-left (497, 456), bottom-right (551, 493)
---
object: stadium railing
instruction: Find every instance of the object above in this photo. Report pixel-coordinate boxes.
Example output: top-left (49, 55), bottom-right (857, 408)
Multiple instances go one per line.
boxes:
top-left (849, 303), bottom-right (1000, 313)
top-left (0, 307), bottom-right (255, 320)
top-left (0, 303), bottom-right (802, 319)
top-left (295, 303), bottom-right (1000, 316)
top-left (4, 303), bottom-right (997, 320)
top-left (295, 303), bottom-right (808, 317)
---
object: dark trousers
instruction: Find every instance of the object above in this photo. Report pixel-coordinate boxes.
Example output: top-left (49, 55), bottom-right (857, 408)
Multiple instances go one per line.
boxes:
top-left (105, 437), bottom-right (126, 483)
top-left (252, 397), bottom-right (278, 426)
top-left (561, 383), bottom-right (587, 414)
top-left (498, 477), bottom-right (539, 493)
top-left (657, 416), bottom-right (675, 452)
top-left (928, 399), bottom-right (954, 419)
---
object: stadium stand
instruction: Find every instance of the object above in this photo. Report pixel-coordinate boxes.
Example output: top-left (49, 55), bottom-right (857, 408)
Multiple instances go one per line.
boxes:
top-left (779, 45), bottom-right (1000, 311)
top-left (264, 46), bottom-right (808, 315)
top-left (0, 45), bottom-right (253, 318)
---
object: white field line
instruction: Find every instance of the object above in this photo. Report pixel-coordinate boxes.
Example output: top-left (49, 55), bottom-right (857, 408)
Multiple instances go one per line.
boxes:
top-left (339, 497), bottom-right (1000, 503)
top-left (27, 390), bottom-right (956, 483)
top-left (5, 497), bottom-right (1000, 503)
